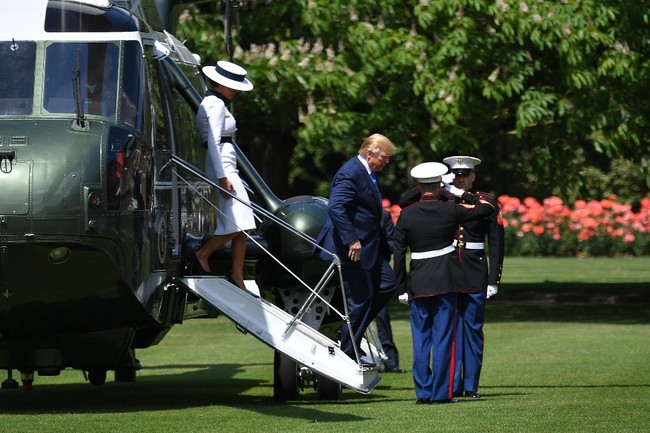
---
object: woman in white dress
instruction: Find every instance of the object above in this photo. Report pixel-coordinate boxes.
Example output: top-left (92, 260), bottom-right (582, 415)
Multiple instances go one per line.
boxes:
top-left (193, 61), bottom-right (255, 290)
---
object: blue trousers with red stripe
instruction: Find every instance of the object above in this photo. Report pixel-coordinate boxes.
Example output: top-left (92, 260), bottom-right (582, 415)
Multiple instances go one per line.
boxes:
top-left (410, 292), bottom-right (457, 401)
top-left (453, 290), bottom-right (486, 394)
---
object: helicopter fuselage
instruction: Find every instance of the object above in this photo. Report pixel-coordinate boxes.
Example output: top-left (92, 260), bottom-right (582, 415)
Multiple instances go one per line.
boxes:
top-left (0, 1), bottom-right (340, 393)
top-left (0, 0), bottom-right (206, 379)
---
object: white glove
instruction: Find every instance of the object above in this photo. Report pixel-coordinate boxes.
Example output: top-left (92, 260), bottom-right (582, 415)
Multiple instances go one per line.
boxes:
top-left (443, 182), bottom-right (465, 198)
top-left (441, 173), bottom-right (455, 184)
top-left (487, 285), bottom-right (498, 299)
top-left (398, 293), bottom-right (409, 304)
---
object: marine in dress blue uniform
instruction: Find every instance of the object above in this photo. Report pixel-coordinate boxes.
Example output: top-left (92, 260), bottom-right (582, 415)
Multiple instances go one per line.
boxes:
top-left (394, 162), bottom-right (496, 404)
top-left (443, 156), bottom-right (505, 399)
top-left (315, 134), bottom-right (396, 361)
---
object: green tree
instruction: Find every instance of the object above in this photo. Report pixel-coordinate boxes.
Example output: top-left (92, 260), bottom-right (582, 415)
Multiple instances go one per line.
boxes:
top-left (176, 0), bottom-right (650, 205)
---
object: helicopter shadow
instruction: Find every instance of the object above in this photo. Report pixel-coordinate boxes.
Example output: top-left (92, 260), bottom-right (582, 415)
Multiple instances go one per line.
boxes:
top-left (0, 362), bottom-right (372, 423)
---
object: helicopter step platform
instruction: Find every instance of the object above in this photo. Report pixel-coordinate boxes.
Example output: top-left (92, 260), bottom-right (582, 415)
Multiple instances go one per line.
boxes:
top-left (175, 276), bottom-right (382, 395)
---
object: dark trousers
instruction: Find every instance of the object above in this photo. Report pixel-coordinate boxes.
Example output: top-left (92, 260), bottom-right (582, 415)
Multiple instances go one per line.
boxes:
top-left (375, 259), bottom-right (399, 367)
top-left (375, 303), bottom-right (399, 368)
top-left (340, 258), bottom-right (395, 359)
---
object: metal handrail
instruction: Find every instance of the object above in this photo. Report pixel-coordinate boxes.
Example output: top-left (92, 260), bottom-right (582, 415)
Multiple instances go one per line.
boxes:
top-left (161, 154), bottom-right (369, 366)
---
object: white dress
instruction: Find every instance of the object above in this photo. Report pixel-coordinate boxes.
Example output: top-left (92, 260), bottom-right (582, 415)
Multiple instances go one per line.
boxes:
top-left (196, 92), bottom-right (256, 235)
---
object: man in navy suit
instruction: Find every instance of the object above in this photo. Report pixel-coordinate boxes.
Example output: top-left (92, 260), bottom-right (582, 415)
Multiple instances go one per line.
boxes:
top-left (316, 133), bottom-right (396, 362)
top-left (375, 210), bottom-right (406, 373)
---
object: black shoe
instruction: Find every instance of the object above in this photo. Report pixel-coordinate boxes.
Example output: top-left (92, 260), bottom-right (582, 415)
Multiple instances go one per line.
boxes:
top-left (452, 392), bottom-right (463, 398)
top-left (225, 276), bottom-right (240, 287)
top-left (383, 366), bottom-right (407, 374)
top-left (416, 398), bottom-right (431, 404)
top-left (188, 254), bottom-right (210, 275)
top-left (431, 398), bottom-right (458, 404)
top-left (464, 391), bottom-right (480, 399)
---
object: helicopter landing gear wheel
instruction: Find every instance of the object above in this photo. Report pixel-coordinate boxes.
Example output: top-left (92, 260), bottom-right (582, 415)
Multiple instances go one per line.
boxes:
top-left (88, 370), bottom-right (107, 386)
top-left (316, 374), bottom-right (343, 400)
top-left (273, 351), bottom-right (299, 401)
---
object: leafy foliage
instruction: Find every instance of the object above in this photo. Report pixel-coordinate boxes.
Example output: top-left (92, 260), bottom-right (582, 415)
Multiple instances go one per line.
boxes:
top-left (176, 0), bottom-right (650, 204)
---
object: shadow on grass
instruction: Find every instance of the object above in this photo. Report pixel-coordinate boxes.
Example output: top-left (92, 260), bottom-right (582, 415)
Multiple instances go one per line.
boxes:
top-left (498, 282), bottom-right (650, 305)
top-left (481, 384), bottom-right (650, 390)
top-left (491, 282), bottom-right (650, 324)
top-left (0, 363), bottom-right (374, 421)
top-left (486, 302), bottom-right (650, 324)
top-left (389, 282), bottom-right (650, 324)
top-left (389, 301), bottom-right (650, 324)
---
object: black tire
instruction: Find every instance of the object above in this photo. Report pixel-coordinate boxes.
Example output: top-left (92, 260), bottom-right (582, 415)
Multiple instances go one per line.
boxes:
top-left (273, 351), bottom-right (299, 402)
top-left (316, 374), bottom-right (343, 400)
top-left (88, 370), bottom-right (107, 386)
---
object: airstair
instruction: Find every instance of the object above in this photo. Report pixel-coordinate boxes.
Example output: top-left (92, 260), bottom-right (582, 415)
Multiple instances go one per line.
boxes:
top-left (165, 153), bottom-right (385, 397)
top-left (174, 276), bottom-right (381, 394)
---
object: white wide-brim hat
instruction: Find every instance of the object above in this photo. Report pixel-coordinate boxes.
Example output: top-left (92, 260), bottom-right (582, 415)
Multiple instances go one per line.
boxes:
top-left (410, 162), bottom-right (449, 184)
top-left (202, 60), bottom-right (254, 91)
top-left (443, 155), bottom-right (481, 171)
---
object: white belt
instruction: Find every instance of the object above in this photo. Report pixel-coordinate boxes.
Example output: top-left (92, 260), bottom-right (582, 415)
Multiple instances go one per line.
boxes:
top-left (453, 240), bottom-right (485, 250)
top-left (410, 244), bottom-right (455, 260)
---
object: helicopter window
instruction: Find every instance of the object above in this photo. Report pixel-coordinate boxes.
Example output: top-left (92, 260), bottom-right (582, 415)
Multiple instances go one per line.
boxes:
top-left (167, 62), bottom-right (204, 161)
top-left (146, 57), bottom-right (168, 151)
top-left (44, 1), bottom-right (137, 33)
top-left (120, 41), bottom-right (144, 129)
top-left (0, 41), bottom-right (36, 115)
top-left (44, 42), bottom-right (120, 117)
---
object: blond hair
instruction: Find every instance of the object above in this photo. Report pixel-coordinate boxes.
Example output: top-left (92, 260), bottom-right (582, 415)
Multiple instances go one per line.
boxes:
top-left (358, 133), bottom-right (396, 156)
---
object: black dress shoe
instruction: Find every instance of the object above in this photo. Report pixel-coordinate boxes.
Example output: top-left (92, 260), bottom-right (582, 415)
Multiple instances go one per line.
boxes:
top-left (415, 398), bottom-right (431, 404)
top-left (383, 366), bottom-right (407, 374)
top-left (464, 391), bottom-right (480, 399)
top-left (188, 254), bottom-right (210, 275)
top-left (431, 398), bottom-right (458, 404)
top-left (226, 276), bottom-right (244, 289)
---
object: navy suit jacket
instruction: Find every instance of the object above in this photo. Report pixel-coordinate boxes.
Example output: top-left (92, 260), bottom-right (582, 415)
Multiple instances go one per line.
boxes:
top-left (316, 156), bottom-right (388, 270)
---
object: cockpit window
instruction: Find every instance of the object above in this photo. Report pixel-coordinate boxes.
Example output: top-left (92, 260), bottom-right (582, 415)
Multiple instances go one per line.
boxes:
top-left (44, 42), bottom-right (120, 117)
top-left (0, 41), bottom-right (36, 115)
top-left (45, 0), bottom-right (138, 33)
top-left (43, 41), bottom-right (143, 129)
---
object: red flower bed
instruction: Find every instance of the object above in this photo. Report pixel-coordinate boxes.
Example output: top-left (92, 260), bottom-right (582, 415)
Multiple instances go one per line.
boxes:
top-left (383, 195), bottom-right (650, 256)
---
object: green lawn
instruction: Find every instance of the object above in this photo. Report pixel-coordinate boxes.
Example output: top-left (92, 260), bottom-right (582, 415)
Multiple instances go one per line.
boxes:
top-left (501, 256), bottom-right (650, 284)
top-left (1, 257), bottom-right (649, 433)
